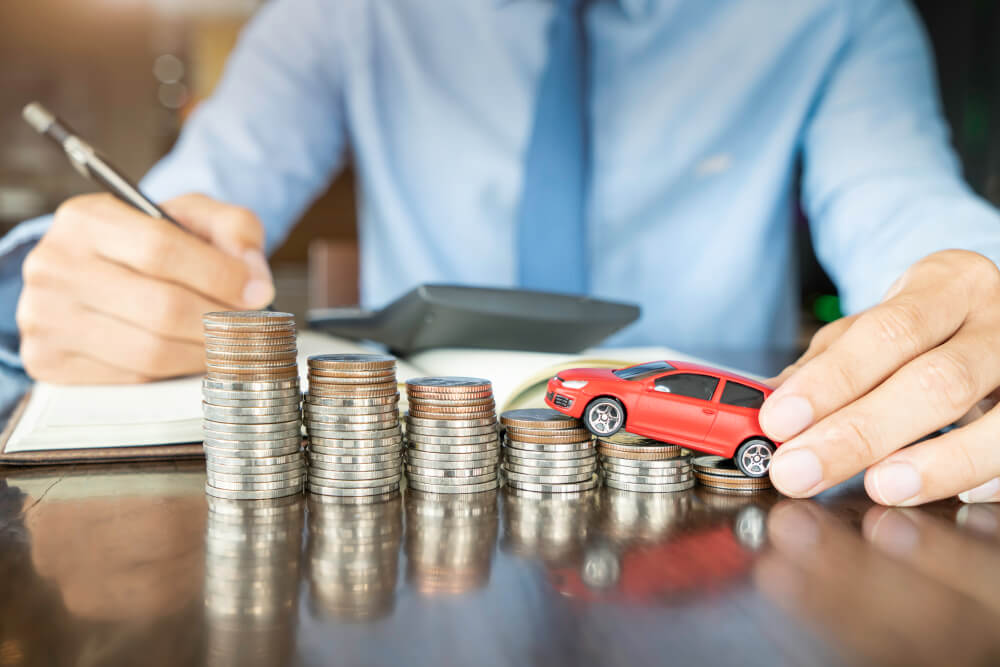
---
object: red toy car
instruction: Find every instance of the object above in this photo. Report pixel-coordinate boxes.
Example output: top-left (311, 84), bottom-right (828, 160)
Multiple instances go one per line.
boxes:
top-left (544, 360), bottom-right (779, 477)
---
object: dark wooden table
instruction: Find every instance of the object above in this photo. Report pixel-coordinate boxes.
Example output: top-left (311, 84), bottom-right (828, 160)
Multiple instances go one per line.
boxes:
top-left (2, 356), bottom-right (999, 666)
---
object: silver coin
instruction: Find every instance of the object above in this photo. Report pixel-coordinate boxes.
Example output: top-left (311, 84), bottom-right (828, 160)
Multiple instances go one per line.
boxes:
top-left (501, 447), bottom-right (596, 461)
top-left (503, 462), bottom-right (596, 477)
top-left (303, 408), bottom-right (399, 421)
top-left (305, 419), bottom-right (399, 432)
top-left (405, 453), bottom-right (498, 468)
top-left (602, 477), bottom-right (695, 493)
top-left (602, 462), bottom-right (693, 477)
top-left (308, 446), bottom-right (404, 460)
top-left (406, 471), bottom-right (497, 486)
top-left (205, 484), bottom-right (303, 500)
top-left (504, 453), bottom-right (597, 468)
top-left (405, 397), bottom-right (495, 407)
top-left (308, 467), bottom-right (401, 482)
top-left (405, 463), bottom-right (496, 478)
top-left (504, 439), bottom-right (594, 453)
top-left (308, 481), bottom-right (399, 497)
top-left (203, 443), bottom-right (302, 458)
top-left (405, 478), bottom-right (499, 494)
top-left (202, 410), bottom-right (302, 424)
top-left (202, 395), bottom-right (302, 408)
top-left (406, 377), bottom-right (491, 389)
top-left (405, 425), bottom-right (497, 437)
top-left (308, 374), bottom-right (396, 385)
top-left (308, 473), bottom-right (402, 488)
top-left (302, 401), bottom-right (399, 414)
top-left (207, 469), bottom-right (305, 484)
top-left (203, 377), bottom-right (299, 391)
top-left (308, 456), bottom-right (399, 471)
top-left (405, 441), bottom-right (500, 455)
top-left (404, 432), bottom-right (499, 446)
top-left (204, 452), bottom-right (305, 468)
top-left (505, 475), bottom-right (599, 494)
top-left (405, 416), bottom-right (497, 429)
top-left (599, 456), bottom-right (692, 470)
top-left (202, 432), bottom-right (302, 447)
top-left (202, 391), bottom-right (303, 405)
top-left (202, 420), bottom-right (301, 434)
top-left (207, 475), bottom-right (306, 491)
top-left (304, 394), bottom-right (399, 407)
top-left (308, 451), bottom-right (402, 465)
top-left (202, 403), bottom-right (302, 416)
top-left (504, 469), bottom-right (594, 484)
top-left (308, 425), bottom-right (401, 439)
top-left (602, 471), bottom-right (694, 486)
top-left (208, 461), bottom-right (305, 476)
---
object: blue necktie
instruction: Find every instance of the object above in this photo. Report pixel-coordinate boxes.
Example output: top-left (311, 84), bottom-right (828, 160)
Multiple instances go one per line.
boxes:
top-left (516, 0), bottom-right (589, 294)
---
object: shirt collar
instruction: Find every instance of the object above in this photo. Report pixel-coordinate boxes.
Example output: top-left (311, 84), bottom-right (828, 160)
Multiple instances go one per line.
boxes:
top-left (495, 0), bottom-right (653, 21)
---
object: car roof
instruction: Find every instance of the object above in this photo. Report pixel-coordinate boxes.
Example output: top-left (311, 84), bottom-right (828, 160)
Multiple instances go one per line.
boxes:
top-left (661, 360), bottom-right (772, 392)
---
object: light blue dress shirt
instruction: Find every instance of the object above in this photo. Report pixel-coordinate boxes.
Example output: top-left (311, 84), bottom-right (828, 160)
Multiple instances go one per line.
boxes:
top-left (3, 0), bottom-right (1000, 375)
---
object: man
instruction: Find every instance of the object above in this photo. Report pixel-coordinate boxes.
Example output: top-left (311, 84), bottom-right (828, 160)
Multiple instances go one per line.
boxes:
top-left (1, 0), bottom-right (999, 506)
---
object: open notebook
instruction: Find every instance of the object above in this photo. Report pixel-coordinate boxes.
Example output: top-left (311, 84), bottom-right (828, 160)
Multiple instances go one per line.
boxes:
top-left (0, 330), bottom-right (725, 464)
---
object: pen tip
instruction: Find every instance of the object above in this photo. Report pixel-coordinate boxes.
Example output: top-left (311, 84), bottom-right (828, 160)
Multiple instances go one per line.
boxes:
top-left (22, 102), bottom-right (55, 134)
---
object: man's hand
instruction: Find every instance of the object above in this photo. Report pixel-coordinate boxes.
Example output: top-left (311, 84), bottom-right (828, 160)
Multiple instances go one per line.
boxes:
top-left (16, 193), bottom-right (275, 383)
top-left (759, 249), bottom-right (1000, 506)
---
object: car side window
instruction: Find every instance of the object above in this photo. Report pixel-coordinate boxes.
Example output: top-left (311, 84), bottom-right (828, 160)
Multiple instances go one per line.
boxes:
top-left (653, 373), bottom-right (719, 401)
top-left (720, 381), bottom-right (765, 409)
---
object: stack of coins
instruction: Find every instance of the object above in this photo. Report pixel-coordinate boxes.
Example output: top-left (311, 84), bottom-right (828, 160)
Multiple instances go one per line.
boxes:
top-left (692, 455), bottom-right (774, 494)
top-left (306, 492), bottom-right (403, 621)
top-left (501, 485), bottom-right (597, 564)
top-left (501, 409), bottom-right (599, 494)
top-left (404, 378), bottom-right (500, 494)
top-left (203, 496), bottom-right (303, 666)
top-left (303, 354), bottom-right (403, 499)
top-left (202, 311), bottom-right (305, 500)
top-left (597, 433), bottom-right (694, 493)
top-left (405, 489), bottom-right (499, 595)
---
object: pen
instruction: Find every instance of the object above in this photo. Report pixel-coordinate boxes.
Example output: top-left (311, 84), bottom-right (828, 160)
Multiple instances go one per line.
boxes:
top-left (21, 101), bottom-right (180, 226)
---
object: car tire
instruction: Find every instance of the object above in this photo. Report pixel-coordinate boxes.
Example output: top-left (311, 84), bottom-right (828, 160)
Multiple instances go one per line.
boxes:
top-left (735, 438), bottom-right (775, 478)
top-left (583, 397), bottom-right (625, 437)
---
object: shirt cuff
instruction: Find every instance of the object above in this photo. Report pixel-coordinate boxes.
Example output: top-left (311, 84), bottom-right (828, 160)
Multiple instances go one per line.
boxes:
top-left (0, 215), bottom-right (53, 370)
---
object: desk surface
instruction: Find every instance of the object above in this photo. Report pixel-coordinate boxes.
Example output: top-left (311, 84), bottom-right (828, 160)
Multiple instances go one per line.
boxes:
top-left (1, 462), bottom-right (999, 667)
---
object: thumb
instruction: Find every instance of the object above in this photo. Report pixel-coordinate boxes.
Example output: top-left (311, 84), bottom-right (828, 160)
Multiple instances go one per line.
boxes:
top-left (161, 193), bottom-right (274, 308)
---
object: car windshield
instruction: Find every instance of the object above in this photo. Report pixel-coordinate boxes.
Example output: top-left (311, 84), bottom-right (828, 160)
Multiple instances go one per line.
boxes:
top-left (613, 361), bottom-right (675, 381)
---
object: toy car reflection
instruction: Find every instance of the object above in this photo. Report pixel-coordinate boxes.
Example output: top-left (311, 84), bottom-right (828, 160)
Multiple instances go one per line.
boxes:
top-left (544, 360), bottom-right (779, 477)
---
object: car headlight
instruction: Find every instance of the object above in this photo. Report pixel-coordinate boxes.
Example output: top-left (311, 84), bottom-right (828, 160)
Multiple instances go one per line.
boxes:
top-left (561, 380), bottom-right (588, 389)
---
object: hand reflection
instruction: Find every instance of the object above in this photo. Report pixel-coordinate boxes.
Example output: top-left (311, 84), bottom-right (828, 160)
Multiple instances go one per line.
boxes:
top-left (25, 487), bottom-right (204, 622)
top-left (755, 501), bottom-right (1000, 666)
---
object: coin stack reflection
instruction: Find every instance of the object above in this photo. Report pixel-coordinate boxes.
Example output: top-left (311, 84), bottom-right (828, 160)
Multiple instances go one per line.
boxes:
top-left (202, 311), bottom-right (305, 500)
top-left (304, 354), bottom-right (404, 499)
top-left (501, 409), bottom-right (599, 493)
top-left (405, 489), bottom-right (499, 595)
top-left (404, 378), bottom-right (500, 494)
top-left (307, 492), bottom-right (403, 621)
top-left (692, 455), bottom-right (774, 494)
top-left (204, 496), bottom-right (303, 667)
top-left (597, 433), bottom-right (694, 493)
top-left (501, 485), bottom-right (597, 564)
top-left (599, 486), bottom-right (692, 543)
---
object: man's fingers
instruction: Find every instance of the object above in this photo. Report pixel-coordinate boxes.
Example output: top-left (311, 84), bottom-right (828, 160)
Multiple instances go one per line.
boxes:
top-left (26, 247), bottom-right (230, 343)
top-left (769, 321), bottom-right (1000, 499)
top-left (861, 401), bottom-right (1000, 506)
top-left (765, 315), bottom-right (856, 387)
top-left (19, 289), bottom-right (205, 381)
top-left (56, 194), bottom-right (272, 309)
top-left (19, 341), bottom-right (151, 384)
top-left (160, 193), bottom-right (265, 256)
top-left (758, 253), bottom-right (992, 443)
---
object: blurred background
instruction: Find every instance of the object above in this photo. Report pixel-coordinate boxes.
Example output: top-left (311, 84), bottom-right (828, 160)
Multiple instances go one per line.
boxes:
top-left (1, 0), bottom-right (998, 345)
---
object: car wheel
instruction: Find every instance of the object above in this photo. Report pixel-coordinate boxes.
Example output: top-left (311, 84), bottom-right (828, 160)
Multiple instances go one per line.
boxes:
top-left (584, 398), bottom-right (625, 436)
top-left (735, 438), bottom-right (775, 477)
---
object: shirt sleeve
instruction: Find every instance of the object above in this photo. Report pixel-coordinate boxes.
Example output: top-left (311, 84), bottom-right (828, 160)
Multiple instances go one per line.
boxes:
top-left (802, 0), bottom-right (1000, 315)
top-left (0, 0), bottom-right (348, 368)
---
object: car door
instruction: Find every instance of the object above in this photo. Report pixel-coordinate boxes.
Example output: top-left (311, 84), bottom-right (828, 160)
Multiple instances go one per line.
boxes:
top-left (633, 372), bottom-right (721, 444)
top-left (703, 380), bottom-right (767, 456)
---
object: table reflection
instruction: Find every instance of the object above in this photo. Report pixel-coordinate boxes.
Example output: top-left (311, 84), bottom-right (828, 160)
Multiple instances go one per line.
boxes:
top-left (501, 486), bottom-right (597, 565)
top-left (756, 499), bottom-right (1000, 666)
top-left (404, 489), bottom-right (499, 595)
top-left (203, 494), bottom-right (303, 667)
top-left (306, 492), bottom-right (403, 622)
